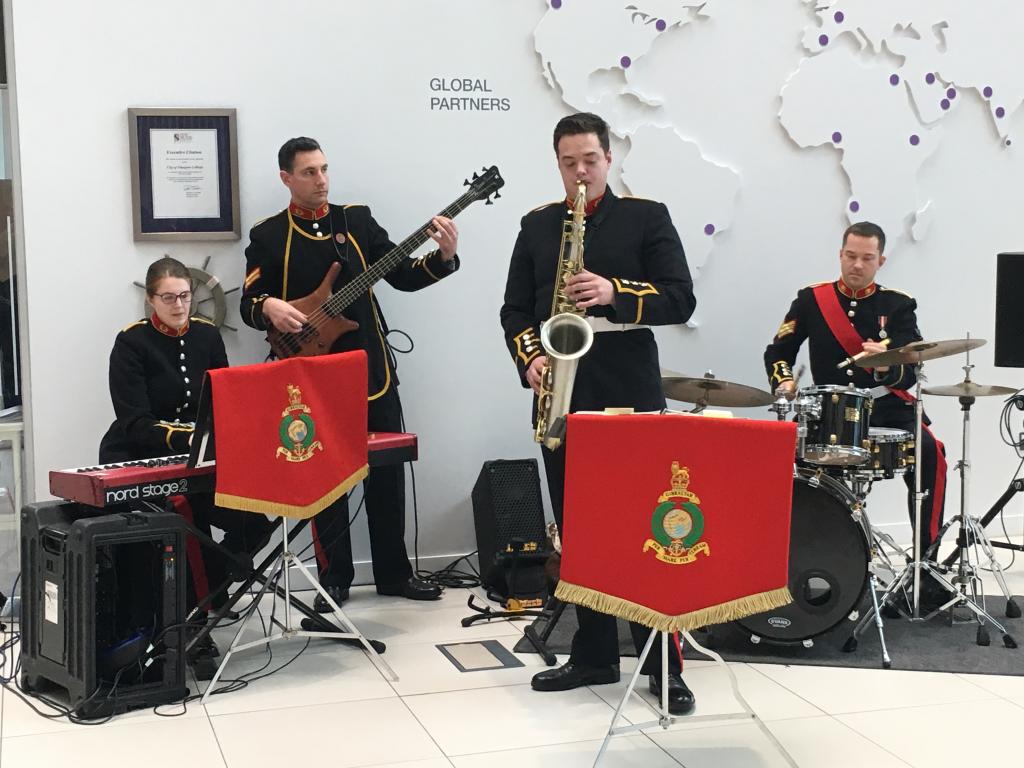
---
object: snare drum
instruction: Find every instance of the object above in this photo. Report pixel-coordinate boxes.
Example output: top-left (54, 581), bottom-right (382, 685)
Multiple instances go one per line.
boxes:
top-left (796, 385), bottom-right (872, 466)
top-left (847, 427), bottom-right (914, 480)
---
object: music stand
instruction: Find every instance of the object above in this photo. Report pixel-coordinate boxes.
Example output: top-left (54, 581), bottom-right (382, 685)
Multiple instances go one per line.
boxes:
top-left (556, 413), bottom-right (798, 768)
top-left (186, 373), bottom-right (397, 703)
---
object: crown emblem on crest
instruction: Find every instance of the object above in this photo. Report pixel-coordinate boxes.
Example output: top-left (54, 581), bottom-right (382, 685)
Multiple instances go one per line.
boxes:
top-left (644, 461), bottom-right (710, 565)
top-left (287, 383), bottom-right (303, 407)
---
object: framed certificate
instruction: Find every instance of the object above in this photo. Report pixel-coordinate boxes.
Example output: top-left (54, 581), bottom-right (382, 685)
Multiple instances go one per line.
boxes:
top-left (128, 108), bottom-right (240, 241)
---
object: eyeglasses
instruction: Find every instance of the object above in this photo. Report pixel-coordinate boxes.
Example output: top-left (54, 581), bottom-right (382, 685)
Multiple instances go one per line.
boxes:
top-left (154, 290), bottom-right (193, 305)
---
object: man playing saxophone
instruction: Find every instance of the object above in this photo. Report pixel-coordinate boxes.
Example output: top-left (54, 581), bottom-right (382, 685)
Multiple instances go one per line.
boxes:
top-left (500, 112), bottom-right (697, 713)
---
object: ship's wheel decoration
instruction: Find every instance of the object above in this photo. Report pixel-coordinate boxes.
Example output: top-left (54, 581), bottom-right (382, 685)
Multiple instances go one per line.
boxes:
top-left (134, 255), bottom-right (239, 332)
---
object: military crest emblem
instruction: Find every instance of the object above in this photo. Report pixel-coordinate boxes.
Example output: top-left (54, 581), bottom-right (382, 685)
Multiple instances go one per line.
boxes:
top-left (642, 461), bottom-right (711, 564)
top-left (275, 384), bottom-right (324, 462)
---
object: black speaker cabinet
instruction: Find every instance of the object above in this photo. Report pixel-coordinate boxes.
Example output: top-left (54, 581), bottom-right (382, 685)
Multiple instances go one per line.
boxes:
top-left (996, 252), bottom-right (1024, 368)
top-left (19, 501), bottom-right (188, 718)
top-left (471, 459), bottom-right (549, 596)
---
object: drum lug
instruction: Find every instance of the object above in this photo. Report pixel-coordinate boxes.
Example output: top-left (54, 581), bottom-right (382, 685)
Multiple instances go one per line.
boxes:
top-left (801, 638), bottom-right (814, 648)
top-left (831, 394), bottom-right (840, 404)
top-left (848, 610), bottom-right (860, 622)
top-left (862, 440), bottom-right (871, 450)
top-left (830, 434), bottom-right (838, 445)
top-left (749, 634), bottom-right (761, 645)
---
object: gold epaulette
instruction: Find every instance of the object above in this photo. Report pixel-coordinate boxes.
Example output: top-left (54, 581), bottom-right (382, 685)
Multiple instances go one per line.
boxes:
top-left (251, 210), bottom-right (284, 228)
top-left (804, 280), bottom-right (831, 289)
top-left (529, 200), bottom-right (562, 213)
top-left (881, 286), bottom-right (914, 300)
top-left (191, 316), bottom-right (216, 326)
top-left (343, 203), bottom-right (365, 210)
top-left (121, 319), bottom-right (148, 333)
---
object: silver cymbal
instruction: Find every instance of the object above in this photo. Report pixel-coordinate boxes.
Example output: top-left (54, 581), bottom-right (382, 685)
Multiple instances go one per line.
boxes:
top-left (661, 374), bottom-right (776, 407)
top-left (856, 338), bottom-right (986, 367)
top-left (922, 382), bottom-right (1019, 398)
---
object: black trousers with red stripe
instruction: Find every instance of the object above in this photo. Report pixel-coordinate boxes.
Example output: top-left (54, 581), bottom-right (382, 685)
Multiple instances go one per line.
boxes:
top-left (872, 399), bottom-right (947, 556)
top-left (542, 444), bottom-right (684, 674)
top-left (310, 386), bottom-right (414, 590)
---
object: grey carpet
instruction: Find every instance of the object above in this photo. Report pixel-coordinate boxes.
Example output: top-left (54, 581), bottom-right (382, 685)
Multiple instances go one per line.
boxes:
top-left (513, 594), bottom-right (1024, 675)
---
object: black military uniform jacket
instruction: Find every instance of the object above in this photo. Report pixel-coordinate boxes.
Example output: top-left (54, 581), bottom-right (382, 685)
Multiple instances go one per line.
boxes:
top-left (501, 188), bottom-right (695, 414)
top-left (99, 316), bottom-right (226, 462)
top-left (241, 202), bottom-right (459, 400)
top-left (763, 279), bottom-right (921, 414)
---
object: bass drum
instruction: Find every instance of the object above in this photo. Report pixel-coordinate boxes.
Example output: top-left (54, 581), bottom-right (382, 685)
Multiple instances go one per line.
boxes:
top-left (736, 469), bottom-right (869, 643)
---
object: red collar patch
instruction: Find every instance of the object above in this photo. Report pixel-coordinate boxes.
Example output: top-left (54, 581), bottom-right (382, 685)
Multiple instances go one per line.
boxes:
top-left (836, 279), bottom-right (877, 300)
top-left (151, 313), bottom-right (189, 337)
top-left (288, 202), bottom-right (330, 220)
top-left (565, 192), bottom-right (605, 217)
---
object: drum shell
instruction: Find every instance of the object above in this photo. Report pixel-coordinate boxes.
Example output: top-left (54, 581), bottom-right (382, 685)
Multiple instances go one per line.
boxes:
top-left (736, 469), bottom-right (869, 643)
top-left (847, 427), bottom-right (913, 481)
top-left (799, 385), bottom-right (872, 466)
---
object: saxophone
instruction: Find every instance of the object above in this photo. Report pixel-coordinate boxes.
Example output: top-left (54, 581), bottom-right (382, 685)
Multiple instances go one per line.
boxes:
top-left (534, 181), bottom-right (594, 450)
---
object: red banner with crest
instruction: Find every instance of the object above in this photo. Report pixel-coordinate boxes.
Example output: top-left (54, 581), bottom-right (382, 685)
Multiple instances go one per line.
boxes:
top-left (554, 413), bottom-right (796, 632)
top-left (209, 351), bottom-right (368, 518)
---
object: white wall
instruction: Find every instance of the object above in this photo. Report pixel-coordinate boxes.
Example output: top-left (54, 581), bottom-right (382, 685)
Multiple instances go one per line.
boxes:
top-left (7, 0), bottom-right (1024, 571)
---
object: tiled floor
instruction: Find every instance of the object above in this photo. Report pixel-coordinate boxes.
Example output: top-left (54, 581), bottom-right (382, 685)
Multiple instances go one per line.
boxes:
top-left (2, 552), bottom-right (1023, 768)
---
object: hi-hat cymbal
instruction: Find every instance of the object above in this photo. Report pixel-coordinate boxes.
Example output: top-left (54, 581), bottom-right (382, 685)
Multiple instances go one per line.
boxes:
top-left (856, 338), bottom-right (986, 367)
top-left (922, 382), bottom-right (1019, 398)
top-left (661, 374), bottom-right (776, 407)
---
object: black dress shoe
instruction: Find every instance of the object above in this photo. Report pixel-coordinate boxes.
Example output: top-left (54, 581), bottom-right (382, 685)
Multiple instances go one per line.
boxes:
top-left (649, 673), bottom-right (695, 715)
top-left (314, 586), bottom-right (350, 613)
top-left (531, 661), bottom-right (619, 691)
top-left (376, 578), bottom-right (442, 601)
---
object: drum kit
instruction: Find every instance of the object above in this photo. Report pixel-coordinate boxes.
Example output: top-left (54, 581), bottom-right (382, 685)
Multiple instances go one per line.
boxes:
top-left (662, 337), bottom-right (1021, 667)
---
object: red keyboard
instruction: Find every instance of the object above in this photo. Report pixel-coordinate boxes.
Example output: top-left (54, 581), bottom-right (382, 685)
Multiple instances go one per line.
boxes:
top-left (50, 432), bottom-right (418, 508)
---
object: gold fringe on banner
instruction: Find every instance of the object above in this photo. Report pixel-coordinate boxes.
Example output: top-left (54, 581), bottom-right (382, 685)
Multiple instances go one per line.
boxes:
top-left (215, 464), bottom-right (369, 519)
top-left (553, 580), bottom-right (793, 633)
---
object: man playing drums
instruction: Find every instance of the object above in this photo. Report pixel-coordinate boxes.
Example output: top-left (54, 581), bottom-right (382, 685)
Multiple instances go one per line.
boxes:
top-left (764, 221), bottom-right (948, 612)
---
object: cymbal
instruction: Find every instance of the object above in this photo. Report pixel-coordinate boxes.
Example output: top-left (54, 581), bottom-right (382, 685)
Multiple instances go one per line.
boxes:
top-left (856, 338), bottom-right (986, 367)
top-left (922, 382), bottom-right (1019, 398)
top-left (661, 374), bottom-right (776, 407)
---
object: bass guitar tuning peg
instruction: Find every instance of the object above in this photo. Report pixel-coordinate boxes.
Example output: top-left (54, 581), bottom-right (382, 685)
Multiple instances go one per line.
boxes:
top-left (493, 191), bottom-right (501, 198)
top-left (463, 178), bottom-right (471, 186)
top-left (485, 197), bottom-right (494, 205)
top-left (472, 172), bottom-right (480, 180)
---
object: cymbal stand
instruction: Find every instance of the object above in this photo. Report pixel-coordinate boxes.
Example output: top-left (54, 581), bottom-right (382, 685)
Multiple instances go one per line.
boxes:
top-left (929, 355), bottom-right (1021, 633)
top-left (871, 358), bottom-right (1016, 647)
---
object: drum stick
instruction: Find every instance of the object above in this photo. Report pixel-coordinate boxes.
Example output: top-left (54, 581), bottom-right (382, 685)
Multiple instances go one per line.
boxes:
top-left (837, 337), bottom-right (891, 369)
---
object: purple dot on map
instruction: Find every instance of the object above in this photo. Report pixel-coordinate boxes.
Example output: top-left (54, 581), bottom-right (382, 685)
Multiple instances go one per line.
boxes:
top-left (890, 74), bottom-right (900, 86)
top-left (849, 201), bottom-right (860, 213)
top-left (983, 86), bottom-right (993, 98)
top-left (832, 131), bottom-right (842, 143)
top-left (940, 98), bottom-right (950, 110)
top-left (946, 88), bottom-right (956, 99)
top-left (909, 134), bottom-right (920, 146)
top-left (550, 0), bottom-right (561, 8)
top-left (704, 223), bottom-right (715, 236)
top-left (656, 19), bottom-right (667, 32)
top-left (819, 34), bottom-right (829, 47)
top-left (834, 11), bottom-right (845, 23)
top-left (925, 72), bottom-right (936, 85)
top-left (620, 55), bottom-right (631, 69)
top-left (996, 106), bottom-right (1006, 118)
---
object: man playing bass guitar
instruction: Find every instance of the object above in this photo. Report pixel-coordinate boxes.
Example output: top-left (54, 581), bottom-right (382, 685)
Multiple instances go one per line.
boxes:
top-left (240, 136), bottom-right (460, 604)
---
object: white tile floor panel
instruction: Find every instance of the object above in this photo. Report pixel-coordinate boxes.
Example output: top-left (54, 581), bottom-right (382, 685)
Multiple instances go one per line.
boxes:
top-left (2, 567), bottom-right (1023, 768)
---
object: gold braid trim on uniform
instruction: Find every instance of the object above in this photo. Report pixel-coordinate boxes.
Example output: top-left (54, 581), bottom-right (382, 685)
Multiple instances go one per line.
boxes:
top-left (159, 424), bottom-right (194, 451)
top-left (512, 327), bottom-right (541, 366)
top-left (282, 226), bottom-right (294, 300)
top-left (612, 278), bottom-right (658, 298)
top-left (769, 361), bottom-right (793, 387)
top-left (347, 232), bottom-right (392, 401)
top-left (244, 267), bottom-right (261, 289)
top-left (121, 319), bottom-right (147, 333)
top-left (217, 464), bottom-right (369, 520)
top-left (775, 320), bottom-right (796, 339)
top-left (287, 209), bottom-right (332, 243)
top-left (554, 580), bottom-right (793, 633)
top-left (191, 317), bottom-right (215, 326)
top-left (416, 252), bottom-right (441, 282)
